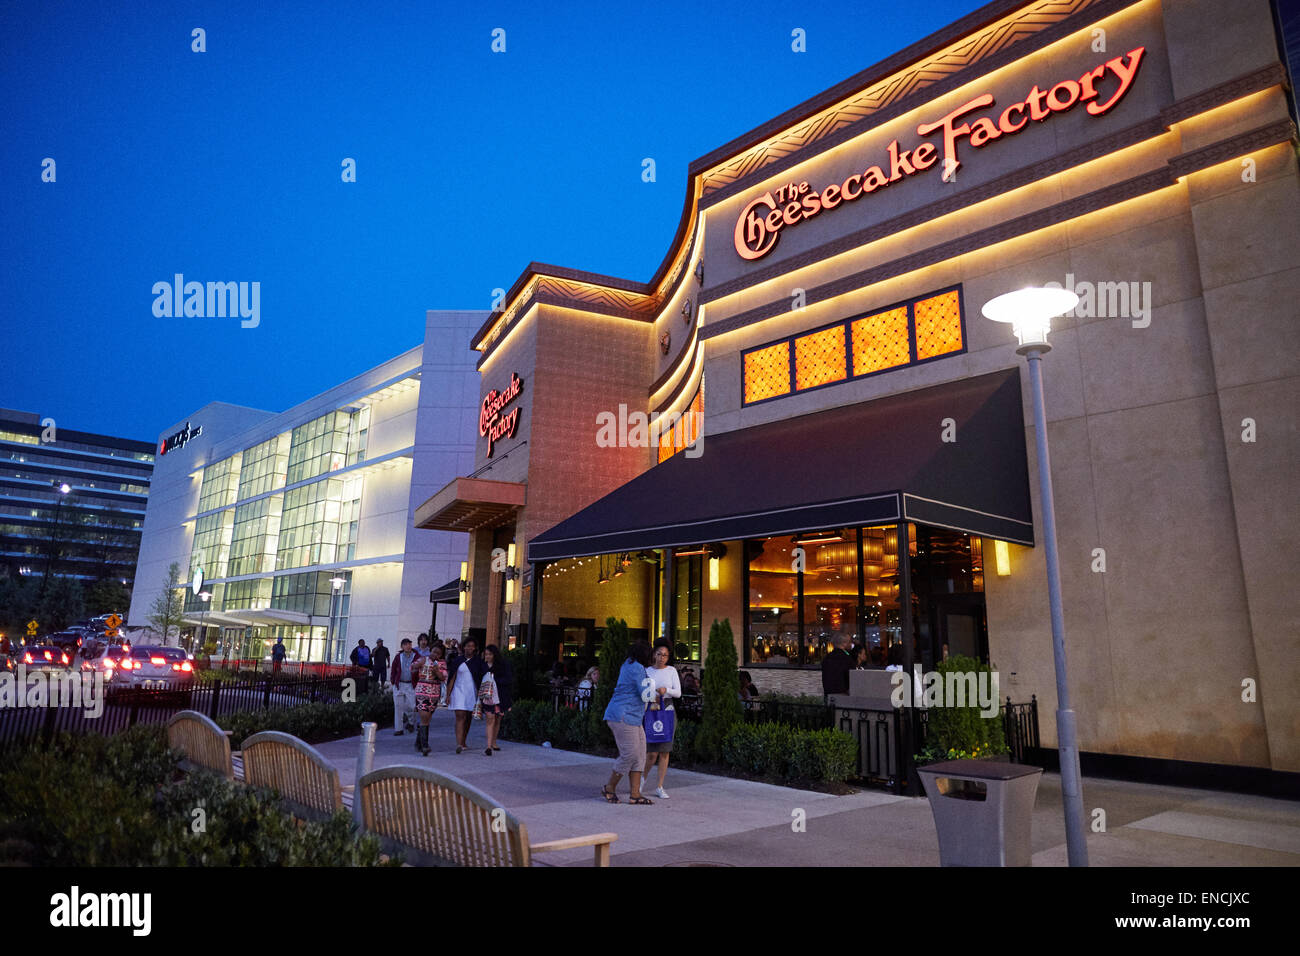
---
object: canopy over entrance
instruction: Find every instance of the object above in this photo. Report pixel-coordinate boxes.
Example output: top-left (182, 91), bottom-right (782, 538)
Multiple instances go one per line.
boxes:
top-left (528, 367), bottom-right (1034, 562)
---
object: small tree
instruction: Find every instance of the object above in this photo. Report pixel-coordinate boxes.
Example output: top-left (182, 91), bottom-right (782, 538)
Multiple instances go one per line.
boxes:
top-left (148, 562), bottom-right (185, 648)
top-left (698, 618), bottom-right (743, 761)
top-left (85, 578), bottom-right (131, 617)
top-left (588, 617), bottom-right (631, 744)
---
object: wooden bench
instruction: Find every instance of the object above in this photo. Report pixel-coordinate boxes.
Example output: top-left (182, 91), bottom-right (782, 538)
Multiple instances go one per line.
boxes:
top-left (166, 710), bottom-right (238, 781)
top-left (241, 730), bottom-right (352, 821)
top-left (359, 765), bottom-right (617, 867)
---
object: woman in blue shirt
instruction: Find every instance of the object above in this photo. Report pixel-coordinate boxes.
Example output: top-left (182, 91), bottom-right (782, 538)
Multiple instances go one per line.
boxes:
top-left (601, 640), bottom-right (654, 805)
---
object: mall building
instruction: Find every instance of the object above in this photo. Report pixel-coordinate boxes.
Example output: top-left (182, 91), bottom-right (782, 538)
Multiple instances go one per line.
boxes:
top-left (128, 311), bottom-right (483, 662)
top-left (417, 0), bottom-right (1300, 784)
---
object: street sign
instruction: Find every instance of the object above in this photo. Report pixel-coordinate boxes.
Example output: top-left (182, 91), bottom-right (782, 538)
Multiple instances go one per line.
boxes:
top-left (105, 614), bottom-right (122, 629)
top-left (26, 619), bottom-right (38, 636)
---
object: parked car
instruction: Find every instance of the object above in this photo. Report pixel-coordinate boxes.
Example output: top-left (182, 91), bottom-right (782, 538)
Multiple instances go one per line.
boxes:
top-left (122, 645), bottom-right (195, 690)
top-left (20, 645), bottom-right (74, 670)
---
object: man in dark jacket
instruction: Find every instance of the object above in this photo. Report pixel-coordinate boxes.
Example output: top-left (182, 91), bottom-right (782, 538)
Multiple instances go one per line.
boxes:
top-left (370, 639), bottom-right (390, 688)
top-left (821, 634), bottom-right (852, 698)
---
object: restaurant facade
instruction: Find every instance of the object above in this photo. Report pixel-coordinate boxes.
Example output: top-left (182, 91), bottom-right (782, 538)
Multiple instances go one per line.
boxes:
top-left (417, 0), bottom-right (1300, 782)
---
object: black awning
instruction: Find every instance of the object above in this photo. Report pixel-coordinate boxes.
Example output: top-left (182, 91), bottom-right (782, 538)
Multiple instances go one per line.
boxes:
top-left (527, 367), bottom-right (1034, 562)
top-left (429, 578), bottom-right (461, 604)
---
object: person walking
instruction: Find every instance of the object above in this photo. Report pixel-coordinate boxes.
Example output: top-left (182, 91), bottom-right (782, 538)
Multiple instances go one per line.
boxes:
top-left (390, 638), bottom-right (418, 736)
top-left (416, 633), bottom-right (431, 658)
top-left (350, 639), bottom-right (371, 672)
top-left (642, 641), bottom-right (681, 799)
top-left (411, 643), bottom-right (447, 756)
top-left (370, 638), bottom-right (391, 689)
top-left (444, 637), bottom-right (485, 754)
top-left (478, 645), bottom-right (513, 755)
top-left (601, 640), bottom-right (654, 805)
top-left (271, 636), bottom-right (287, 675)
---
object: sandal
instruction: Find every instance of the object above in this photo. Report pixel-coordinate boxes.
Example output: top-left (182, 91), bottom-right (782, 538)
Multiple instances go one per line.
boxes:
top-left (629, 795), bottom-right (654, 805)
top-left (600, 786), bottom-right (619, 804)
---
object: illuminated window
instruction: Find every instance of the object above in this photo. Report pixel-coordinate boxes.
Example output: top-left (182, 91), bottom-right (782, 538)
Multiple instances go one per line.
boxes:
top-left (657, 383), bottom-right (705, 463)
top-left (794, 325), bottom-right (848, 390)
top-left (851, 307), bottom-right (910, 376)
top-left (741, 285), bottom-right (964, 406)
top-left (914, 290), bottom-right (963, 360)
top-left (742, 342), bottom-right (791, 404)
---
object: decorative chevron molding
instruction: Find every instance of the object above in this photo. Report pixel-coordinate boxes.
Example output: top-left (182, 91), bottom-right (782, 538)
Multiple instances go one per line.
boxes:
top-left (700, 0), bottom-right (1111, 199)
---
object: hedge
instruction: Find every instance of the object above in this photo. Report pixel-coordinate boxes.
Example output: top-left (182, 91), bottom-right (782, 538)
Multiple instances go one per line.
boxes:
top-left (721, 722), bottom-right (857, 784)
top-left (0, 725), bottom-right (393, 866)
top-left (499, 701), bottom-right (851, 783)
top-left (218, 687), bottom-right (392, 748)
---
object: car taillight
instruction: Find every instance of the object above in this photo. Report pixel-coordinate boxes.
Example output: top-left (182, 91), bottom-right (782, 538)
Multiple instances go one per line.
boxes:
top-left (150, 656), bottom-right (166, 666)
top-left (44, 650), bottom-right (53, 661)
top-left (61, 653), bottom-right (69, 665)
top-left (24, 652), bottom-right (33, 664)
top-left (181, 661), bottom-right (193, 672)
top-left (76, 638), bottom-right (82, 646)
top-left (103, 659), bottom-right (116, 669)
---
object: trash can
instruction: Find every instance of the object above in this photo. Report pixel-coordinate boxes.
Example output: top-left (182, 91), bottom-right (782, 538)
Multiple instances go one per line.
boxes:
top-left (917, 759), bottom-right (1043, 866)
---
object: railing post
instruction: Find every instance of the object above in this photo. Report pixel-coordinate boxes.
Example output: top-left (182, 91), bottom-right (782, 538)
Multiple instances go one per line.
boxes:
top-left (354, 722), bottom-right (377, 825)
top-left (263, 676), bottom-right (272, 709)
top-left (40, 699), bottom-right (59, 751)
top-left (209, 679), bottom-right (221, 720)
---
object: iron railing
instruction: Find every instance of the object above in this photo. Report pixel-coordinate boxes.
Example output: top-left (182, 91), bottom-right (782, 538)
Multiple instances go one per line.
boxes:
top-left (0, 671), bottom-right (370, 751)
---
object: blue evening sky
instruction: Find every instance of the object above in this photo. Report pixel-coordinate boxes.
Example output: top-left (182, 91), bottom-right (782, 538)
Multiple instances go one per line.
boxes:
top-left (1, 0), bottom-right (980, 441)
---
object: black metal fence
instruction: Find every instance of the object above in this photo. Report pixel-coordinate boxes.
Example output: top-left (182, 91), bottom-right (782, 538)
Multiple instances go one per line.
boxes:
top-left (0, 672), bottom-right (369, 751)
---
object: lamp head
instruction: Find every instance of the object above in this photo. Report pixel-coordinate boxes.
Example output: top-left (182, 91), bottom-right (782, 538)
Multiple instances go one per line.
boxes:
top-left (982, 287), bottom-right (1079, 353)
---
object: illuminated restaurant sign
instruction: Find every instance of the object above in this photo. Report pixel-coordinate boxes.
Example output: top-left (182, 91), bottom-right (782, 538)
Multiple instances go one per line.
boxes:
top-left (160, 421), bottom-right (202, 455)
top-left (734, 47), bottom-right (1146, 260)
top-left (480, 372), bottom-right (524, 457)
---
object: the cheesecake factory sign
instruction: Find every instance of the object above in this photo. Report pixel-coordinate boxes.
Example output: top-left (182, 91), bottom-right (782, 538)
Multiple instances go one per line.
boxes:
top-left (734, 47), bottom-right (1146, 260)
top-left (480, 372), bottom-right (524, 457)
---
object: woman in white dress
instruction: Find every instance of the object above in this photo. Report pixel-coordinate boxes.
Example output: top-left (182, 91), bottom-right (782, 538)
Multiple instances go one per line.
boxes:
top-left (444, 637), bottom-right (484, 754)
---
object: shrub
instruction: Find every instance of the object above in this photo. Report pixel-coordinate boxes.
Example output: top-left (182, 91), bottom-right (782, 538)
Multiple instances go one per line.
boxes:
top-left (528, 701), bottom-right (555, 742)
top-left (917, 654), bottom-right (1008, 763)
top-left (719, 721), bottom-right (856, 784)
top-left (697, 618), bottom-right (743, 761)
top-left (0, 727), bottom-right (392, 866)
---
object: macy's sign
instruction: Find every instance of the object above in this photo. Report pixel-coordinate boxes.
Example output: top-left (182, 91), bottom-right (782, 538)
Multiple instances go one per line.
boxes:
top-left (734, 47), bottom-right (1146, 260)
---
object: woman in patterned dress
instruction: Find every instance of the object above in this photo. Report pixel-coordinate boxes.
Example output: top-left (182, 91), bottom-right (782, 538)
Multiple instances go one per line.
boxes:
top-left (412, 644), bottom-right (447, 756)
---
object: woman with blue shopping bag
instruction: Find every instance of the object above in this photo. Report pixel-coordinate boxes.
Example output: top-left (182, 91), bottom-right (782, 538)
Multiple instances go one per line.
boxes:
top-left (642, 640), bottom-right (681, 799)
top-left (601, 640), bottom-right (655, 805)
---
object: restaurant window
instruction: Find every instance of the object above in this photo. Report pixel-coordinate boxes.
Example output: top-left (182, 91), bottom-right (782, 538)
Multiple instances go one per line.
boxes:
top-left (673, 552), bottom-right (703, 661)
top-left (746, 525), bottom-right (910, 666)
top-left (741, 285), bottom-right (966, 406)
top-left (800, 531), bottom-right (859, 665)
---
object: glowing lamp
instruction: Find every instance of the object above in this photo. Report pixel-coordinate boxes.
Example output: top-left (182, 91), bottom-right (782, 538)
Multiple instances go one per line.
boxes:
top-left (994, 540), bottom-right (1011, 577)
top-left (458, 561), bottom-right (470, 611)
top-left (981, 287), bottom-right (1079, 352)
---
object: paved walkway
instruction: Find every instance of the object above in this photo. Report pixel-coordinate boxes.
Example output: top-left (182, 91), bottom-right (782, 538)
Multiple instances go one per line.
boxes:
top-left (313, 711), bottom-right (1300, 867)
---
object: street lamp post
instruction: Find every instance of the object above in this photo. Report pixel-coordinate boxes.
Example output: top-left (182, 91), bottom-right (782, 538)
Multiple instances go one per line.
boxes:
top-left (198, 591), bottom-right (212, 658)
top-left (39, 481), bottom-right (72, 598)
top-left (983, 287), bottom-right (1089, 868)
top-left (326, 576), bottom-right (346, 664)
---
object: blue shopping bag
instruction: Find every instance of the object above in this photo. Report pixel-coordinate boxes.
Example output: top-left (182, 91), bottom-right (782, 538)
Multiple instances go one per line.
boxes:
top-left (643, 699), bottom-right (675, 743)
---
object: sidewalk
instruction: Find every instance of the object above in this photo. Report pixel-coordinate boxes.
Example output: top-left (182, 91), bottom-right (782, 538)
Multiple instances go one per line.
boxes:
top-left (312, 711), bottom-right (1300, 867)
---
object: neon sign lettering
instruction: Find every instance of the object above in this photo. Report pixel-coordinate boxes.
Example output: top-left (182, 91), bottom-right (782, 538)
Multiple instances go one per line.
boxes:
top-left (734, 47), bottom-right (1146, 260)
top-left (480, 372), bottom-right (524, 457)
